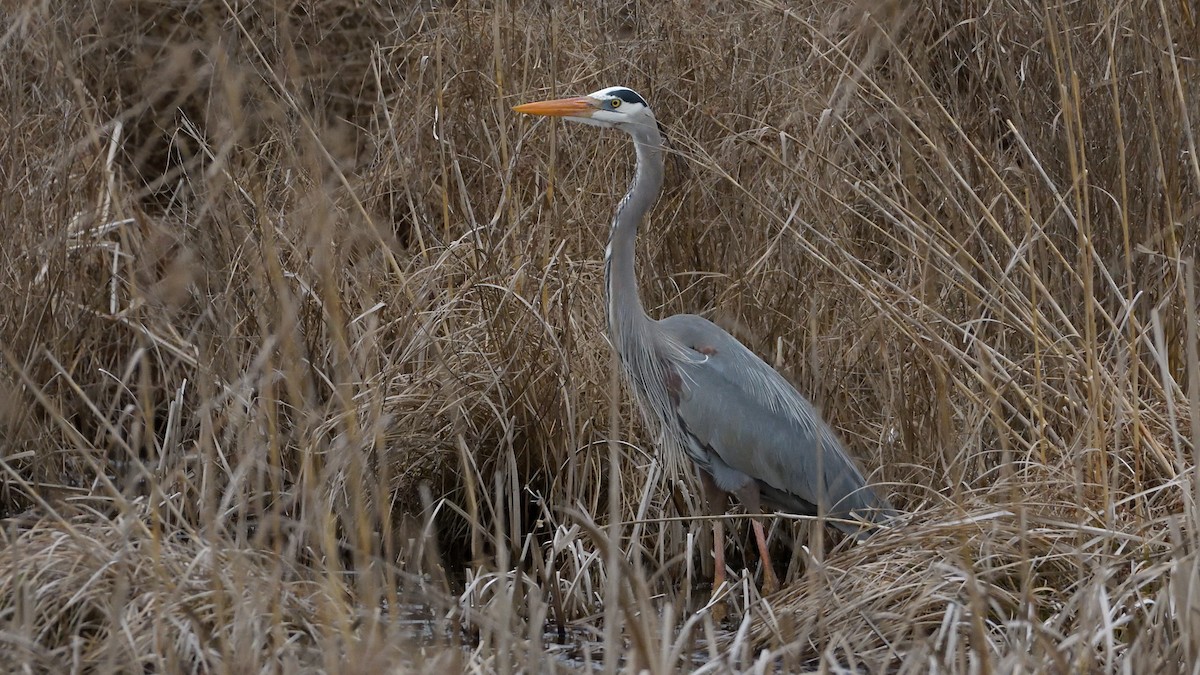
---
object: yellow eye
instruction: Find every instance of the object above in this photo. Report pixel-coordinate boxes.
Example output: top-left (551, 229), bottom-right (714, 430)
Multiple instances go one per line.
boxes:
top-left (610, 98), bottom-right (622, 109)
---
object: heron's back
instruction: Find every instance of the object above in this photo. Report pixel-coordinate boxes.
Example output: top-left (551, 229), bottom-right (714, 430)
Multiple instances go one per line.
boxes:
top-left (656, 313), bottom-right (894, 535)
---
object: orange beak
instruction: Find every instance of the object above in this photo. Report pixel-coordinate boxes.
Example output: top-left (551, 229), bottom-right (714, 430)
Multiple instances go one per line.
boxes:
top-left (512, 96), bottom-right (597, 117)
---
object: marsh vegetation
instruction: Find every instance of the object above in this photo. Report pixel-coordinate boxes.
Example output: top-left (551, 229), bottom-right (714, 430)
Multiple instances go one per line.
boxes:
top-left (1, 0), bottom-right (1198, 671)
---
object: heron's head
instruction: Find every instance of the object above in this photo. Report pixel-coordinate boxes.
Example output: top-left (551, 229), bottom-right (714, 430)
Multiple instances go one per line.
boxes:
top-left (513, 86), bottom-right (656, 133)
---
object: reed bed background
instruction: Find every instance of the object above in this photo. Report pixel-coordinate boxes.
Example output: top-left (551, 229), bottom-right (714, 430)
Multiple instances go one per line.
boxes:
top-left (1, 0), bottom-right (1197, 671)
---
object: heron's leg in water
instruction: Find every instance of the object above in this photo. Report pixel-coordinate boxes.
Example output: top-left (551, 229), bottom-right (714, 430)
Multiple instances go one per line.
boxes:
top-left (735, 484), bottom-right (780, 595)
top-left (698, 471), bottom-right (728, 617)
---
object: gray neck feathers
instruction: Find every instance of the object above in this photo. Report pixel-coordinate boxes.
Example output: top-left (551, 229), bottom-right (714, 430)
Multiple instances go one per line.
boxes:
top-left (603, 121), bottom-right (676, 435)
top-left (604, 122), bottom-right (664, 353)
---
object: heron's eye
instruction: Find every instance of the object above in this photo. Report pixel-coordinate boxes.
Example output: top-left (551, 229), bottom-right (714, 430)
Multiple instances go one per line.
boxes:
top-left (610, 98), bottom-right (622, 109)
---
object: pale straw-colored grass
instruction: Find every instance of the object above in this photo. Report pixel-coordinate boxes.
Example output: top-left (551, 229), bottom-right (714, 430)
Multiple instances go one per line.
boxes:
top-left (0, 0), bottom-right (1197, 671)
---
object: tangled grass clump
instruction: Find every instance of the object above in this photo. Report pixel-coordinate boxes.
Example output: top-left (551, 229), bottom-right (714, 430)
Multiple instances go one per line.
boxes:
top-left (0, 0), bottom-right (1198, 671)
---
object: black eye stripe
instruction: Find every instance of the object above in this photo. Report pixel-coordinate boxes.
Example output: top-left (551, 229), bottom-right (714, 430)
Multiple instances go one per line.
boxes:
top-left (609, 88), bottom-right (647, 106)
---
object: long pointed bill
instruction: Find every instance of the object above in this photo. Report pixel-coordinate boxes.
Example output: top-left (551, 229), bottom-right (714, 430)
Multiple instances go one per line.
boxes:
top-left (512, 96), bottom-right (597, 117)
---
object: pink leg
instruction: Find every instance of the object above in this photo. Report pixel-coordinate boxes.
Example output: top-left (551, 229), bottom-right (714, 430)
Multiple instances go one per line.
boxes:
top-left (751, 519), bottom-right (779, 595)
top-left (713, 518), bottom-right (726, 591)
top-left (737, 483), bottom-right (780, 595)
top-left (699, 471), bottom-right (728, 620)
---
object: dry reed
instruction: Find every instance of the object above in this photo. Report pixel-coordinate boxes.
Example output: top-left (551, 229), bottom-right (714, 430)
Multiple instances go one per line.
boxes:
top-left (0, 0), bottom-right (1197, 671)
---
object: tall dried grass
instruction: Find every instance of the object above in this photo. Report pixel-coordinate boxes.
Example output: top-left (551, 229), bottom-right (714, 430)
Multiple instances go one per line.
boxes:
top-left (0, 0), bottom-right (1197, 671)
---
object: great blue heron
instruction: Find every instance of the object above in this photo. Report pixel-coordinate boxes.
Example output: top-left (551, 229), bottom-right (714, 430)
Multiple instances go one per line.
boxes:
top-left (514, 86), bottom-right (893, 604)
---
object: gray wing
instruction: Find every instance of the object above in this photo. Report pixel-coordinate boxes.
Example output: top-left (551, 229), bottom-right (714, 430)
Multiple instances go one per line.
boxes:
top-left (658, 313), bottom-right (894, 534)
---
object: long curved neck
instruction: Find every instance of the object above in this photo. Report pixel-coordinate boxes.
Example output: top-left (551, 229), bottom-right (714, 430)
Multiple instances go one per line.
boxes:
top-left (605, 123), bottom-right (664, 351)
